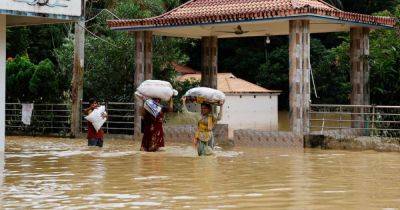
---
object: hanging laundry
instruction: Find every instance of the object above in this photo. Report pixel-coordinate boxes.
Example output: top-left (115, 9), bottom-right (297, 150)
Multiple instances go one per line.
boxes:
top-left (21, 103), bottom-right (34, 125)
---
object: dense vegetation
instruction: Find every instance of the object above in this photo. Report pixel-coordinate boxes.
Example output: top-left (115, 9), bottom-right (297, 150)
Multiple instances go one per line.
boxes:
top-left (5, 0), bottom-right (400, 109)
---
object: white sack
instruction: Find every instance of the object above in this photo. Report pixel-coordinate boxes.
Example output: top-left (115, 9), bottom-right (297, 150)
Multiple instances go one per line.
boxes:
top-left (21, 103), bottom-right (34, 125)
top-left (184, 87), bottom-right (225, 104)
top-left (85, 106), bottom-right (107, 132)
top-left (136, 80), bottom-right (178, 101)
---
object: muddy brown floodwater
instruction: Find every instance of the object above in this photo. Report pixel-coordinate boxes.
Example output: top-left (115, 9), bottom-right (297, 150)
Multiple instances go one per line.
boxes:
top-left (1, 136), bottom-right (400, 209)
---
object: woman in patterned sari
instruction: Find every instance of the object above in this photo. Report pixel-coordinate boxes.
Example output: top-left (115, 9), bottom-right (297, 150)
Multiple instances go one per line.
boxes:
top-left (194, 103), bottom-right (223, 156)
top-left (140, 98), bottom-right (173, 152)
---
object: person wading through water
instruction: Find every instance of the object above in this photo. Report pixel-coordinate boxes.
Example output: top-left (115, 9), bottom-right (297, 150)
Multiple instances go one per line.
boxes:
top-left (84, 98), bottom-right (107, 147)
top-left (193, 103), bottom-right (223, 156)
top-left (140, 98), bottom-right (173, 152)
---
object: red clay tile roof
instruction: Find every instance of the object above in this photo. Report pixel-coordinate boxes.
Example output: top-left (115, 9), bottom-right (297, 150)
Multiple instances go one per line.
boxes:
top-left (172, 63), bottom-right (200, 74)
top-left (177, 73), bottom-right (281, 94)
top-left (108, 0), bottom-right (396, 30)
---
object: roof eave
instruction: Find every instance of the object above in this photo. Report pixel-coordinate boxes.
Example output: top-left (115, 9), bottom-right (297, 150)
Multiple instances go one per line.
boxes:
top-left (108, 13), bottom-right (395, 35)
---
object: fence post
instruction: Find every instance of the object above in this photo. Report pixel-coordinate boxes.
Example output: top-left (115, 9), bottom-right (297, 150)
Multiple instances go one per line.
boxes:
top-left (339, 106), bottom-right (343, 138)
top-left (106, 101), bottom-right (109, 134)
top-left (80, 99), bottom-right (83, 133)
top-left (51, 104), bottom-right (54, 134)
top-left (320, 106), bottom-right (325, 135)
top-left (371, 105), bottom-right (376, 136)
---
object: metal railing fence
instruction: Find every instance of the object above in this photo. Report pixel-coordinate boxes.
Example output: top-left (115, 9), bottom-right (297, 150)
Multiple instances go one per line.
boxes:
top-left (5, 102), bottom-right (135, 136)
top-left (309, 104), bottom-right (400, 139)
top-left (6, 103), bottom-right (71, 136)
top-left (81, 101), bottom-right (134, 135)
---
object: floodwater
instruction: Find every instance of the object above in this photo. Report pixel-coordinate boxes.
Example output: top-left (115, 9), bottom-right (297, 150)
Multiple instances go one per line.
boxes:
top-left (1, 136), bottom-right (400, 209)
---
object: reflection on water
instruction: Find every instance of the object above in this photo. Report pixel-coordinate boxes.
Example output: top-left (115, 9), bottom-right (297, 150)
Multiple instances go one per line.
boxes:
top-left (1, 136), bottom-right (400, 209)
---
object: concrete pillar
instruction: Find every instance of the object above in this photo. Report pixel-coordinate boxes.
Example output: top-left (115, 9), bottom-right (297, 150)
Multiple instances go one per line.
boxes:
top-left (289, 20), bottom-right (310, 136)
top-left (134, 31), bottom-right (153, 139)
top-left (350, 27), bottom-right (370, 128)
top-left (144, 31), bottom-right (153, 80)
top-left (70, 20), bottom-right (85, 137)
top-left (0, 15), bottom-right (5, 154)
top-left (201, 36), bottom-right (218, 89)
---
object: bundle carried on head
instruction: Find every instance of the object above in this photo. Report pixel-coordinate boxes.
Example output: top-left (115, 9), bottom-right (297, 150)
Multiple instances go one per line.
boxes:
top-left (135, 80), bottom-right (178, 101)
top-left (183, 87), bottom-right (225, 105)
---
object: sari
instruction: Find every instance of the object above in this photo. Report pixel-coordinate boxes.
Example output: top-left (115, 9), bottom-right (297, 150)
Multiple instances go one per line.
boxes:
top-left (141, 110), bottom-right (166, 152)
top-left (195, 114), bottom-right (216, 156)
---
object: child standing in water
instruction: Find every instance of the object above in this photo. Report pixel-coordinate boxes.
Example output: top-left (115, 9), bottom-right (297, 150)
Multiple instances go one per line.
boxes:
top-left (194, 103), bottom-right (223, 156)
top-left (84, 98), bottom-right (107, 147)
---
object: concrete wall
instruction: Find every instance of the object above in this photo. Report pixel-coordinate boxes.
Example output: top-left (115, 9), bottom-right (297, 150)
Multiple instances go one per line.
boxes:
top-left (163, 124), bottom-right (229, 145)
top-left (220, 94), bottom-right (279, 132)
top-left (234, 130), bottom-right (303, 147)
top-left (163, 125), bottom-right (304, 148)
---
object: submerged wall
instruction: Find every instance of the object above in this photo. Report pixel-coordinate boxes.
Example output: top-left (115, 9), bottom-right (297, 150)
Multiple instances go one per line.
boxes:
top-left (305, 135), bottom-right (400, 152)
top-left (234, 130), bottom-right (303, 147)
top-left (163, 124), bottom-right (230, 146)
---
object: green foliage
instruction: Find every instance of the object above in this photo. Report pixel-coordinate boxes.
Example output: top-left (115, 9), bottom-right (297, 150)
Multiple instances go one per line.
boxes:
top-left (29, 59), bottom-right (58, 103)
top-left (53, 0), bottom-right (190, 102)
top-left (5, 0), bottom-right (400, 109)
top-left (368, 8), bottom-right (400, 105)
top-left (53, 35), bottom-right (75, 95)
top-left (7, 25), bottom-right (67, 64)
top-left (6, 27), bottom-right (30, 56)
top-left (312, 40), bottom-right (352, 104)
top-left (171, 79), bottom-right (200, 112)
top-left (342, 0), bottom-right (400, 14)
top-left (6, 55), bottom-right (59, 103)
top-left (6, 55), bottom-right (35, 102)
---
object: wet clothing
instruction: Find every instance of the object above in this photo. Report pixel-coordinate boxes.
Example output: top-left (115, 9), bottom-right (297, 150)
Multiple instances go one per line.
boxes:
top-left (197, 140), bottom-right (213, 156)
top-left (87, 118), bottom-right (104, 147)
top-left (196, 114), bottom-right (217, 156)
top-left (88, 138), bottom-right (104, 147)
top-left (87, 121), bottom-right (104, 139)
top-left (141, 107), bottom-right (167, 152)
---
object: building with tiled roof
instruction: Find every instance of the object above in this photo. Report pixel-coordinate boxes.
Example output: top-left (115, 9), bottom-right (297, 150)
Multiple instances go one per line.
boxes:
top-left (172, 63), bottom-right (200, 75)
top-left (109, 0), bottom-right (397, 136)
top-left (108, 0), bottom-right (396, 38)
top-left (178, 73), bottom-right (281, 94)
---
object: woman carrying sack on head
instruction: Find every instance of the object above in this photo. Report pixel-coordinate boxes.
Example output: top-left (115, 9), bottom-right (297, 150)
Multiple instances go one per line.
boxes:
top-left (193, 103), bottom-right (223, 156)
top-left (135, 80), bottom-right (177, 152)
top-left (182, 87), bottom-right (225, 156)
top-left (140, 98), bottom-right (173, 152)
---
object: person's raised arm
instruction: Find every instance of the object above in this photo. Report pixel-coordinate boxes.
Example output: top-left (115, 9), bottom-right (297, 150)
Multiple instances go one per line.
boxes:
top-left (168, 99), bottom-right (174, 112)
top-left (83, 103), bottom-right (96, 115)
top-left (216, 104), bottom-right (223, 121)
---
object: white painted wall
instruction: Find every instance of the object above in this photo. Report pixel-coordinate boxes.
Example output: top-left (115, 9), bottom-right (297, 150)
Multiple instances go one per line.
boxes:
top-left (220, 94), bottom-right (279, 137)
top-left (0, 0), bottom-right (82, 17)
top-left (0, 15), bottom-right (5, 154)
top-left (186, 93), bottom-right (279, 138)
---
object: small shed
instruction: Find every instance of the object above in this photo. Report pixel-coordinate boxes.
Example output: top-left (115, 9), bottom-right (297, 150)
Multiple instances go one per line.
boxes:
top-left (178, 73), bottom-right (281, 137)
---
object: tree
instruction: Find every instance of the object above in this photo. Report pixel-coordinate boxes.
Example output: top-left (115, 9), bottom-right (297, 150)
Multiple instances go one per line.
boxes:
top-left (6, 55), bottom-right (60, 103)
top-left (6, 55), bottom-right (36, 102)
top-left (29, 59), bottom-right (59, 103)
top-left (54, 0), bottom-right (189, 102)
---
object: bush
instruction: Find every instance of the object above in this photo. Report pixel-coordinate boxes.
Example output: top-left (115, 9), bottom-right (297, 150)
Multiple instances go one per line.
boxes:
top-left (6, 55), bottom-right (60, 103)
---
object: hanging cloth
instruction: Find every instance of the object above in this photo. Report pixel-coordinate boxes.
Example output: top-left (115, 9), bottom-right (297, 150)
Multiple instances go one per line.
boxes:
top-left (21, 103), bottom-right (34, 125)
